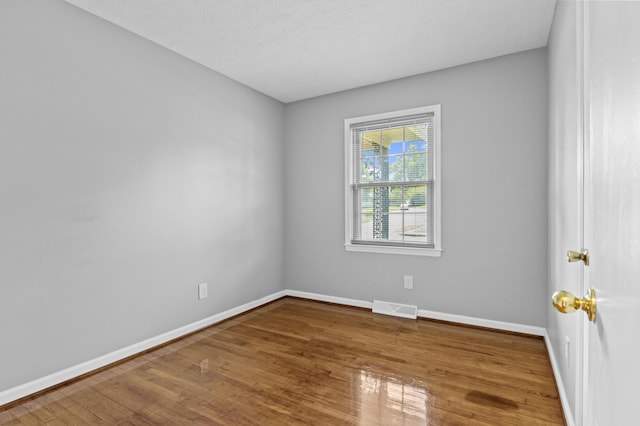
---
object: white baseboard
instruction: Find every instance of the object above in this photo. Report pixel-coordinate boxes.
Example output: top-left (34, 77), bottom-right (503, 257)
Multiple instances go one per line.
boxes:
top-left (0, 290), bottom-right (287, 407)
top-left (285, 290), bottom-right (545, 336)
top-left (417, 308), bottom-right (546, 336)
top-left (285, 290), bottom-right (373, 309)
top-left (544, 330), bottom-right (575, 426)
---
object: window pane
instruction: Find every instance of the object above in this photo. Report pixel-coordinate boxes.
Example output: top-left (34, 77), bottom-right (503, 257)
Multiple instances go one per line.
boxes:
top-left (361, 130), bottom-right (382, 154)
top-left (387, 153), bottom-right (404, 182)
top-left (357, 126), bottom-right (428, 185)
top-left (360, 213), bottom-right (373, 240)
top-left (404, 124), bottom-right (427, 143)
top-left (399, 212), bottom-right (427, 243)
top-left (406, 153), bottom-right (427, 180)
top-left (405, 140), bottom-right (426, 153)
top-left (360, 213), bottom-right (389, 241)
top-left (406, 185), bottom-right (427, 208)
top-left (387, 212), bottom-right (404, 241)
top-left (355, 185), bottom-right (429, 244)
top-left (382, 127), bottom-right (404, 145)
top-left (360, 157), bottom-right (379, 183)
top-left (388, 187), bottom-right (404, 206)
top-left (360, 187), bottom-right (374, 209)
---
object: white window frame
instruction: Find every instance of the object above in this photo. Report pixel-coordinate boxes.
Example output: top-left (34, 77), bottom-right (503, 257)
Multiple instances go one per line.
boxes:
top-left (344, 105), bottom-right (442, 257)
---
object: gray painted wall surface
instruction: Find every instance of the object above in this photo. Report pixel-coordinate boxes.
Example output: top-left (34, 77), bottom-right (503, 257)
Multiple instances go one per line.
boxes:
top-left (284, 49), bottom-right (548, 326)
top-left (0, 0), bottom-right (284, 391)
top-left (547, 1), bottom-right (582, 421)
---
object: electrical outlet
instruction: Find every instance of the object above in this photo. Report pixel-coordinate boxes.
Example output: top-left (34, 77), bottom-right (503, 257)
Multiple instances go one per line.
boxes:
top-left (404, 275), bottom-right (413, 290)
top-left (198, 283), bottom-right (208, 300)
top-left (565, 336), bottom-right (571, 367)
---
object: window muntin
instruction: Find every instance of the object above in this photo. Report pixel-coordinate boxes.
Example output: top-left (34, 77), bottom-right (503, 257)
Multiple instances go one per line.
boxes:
top-left (345, 106), bottom-right (441, 256)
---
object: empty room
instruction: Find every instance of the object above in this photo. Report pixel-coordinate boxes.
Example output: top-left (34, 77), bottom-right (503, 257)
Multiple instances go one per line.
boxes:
top-left (1, 0), bottom-right (639, 424)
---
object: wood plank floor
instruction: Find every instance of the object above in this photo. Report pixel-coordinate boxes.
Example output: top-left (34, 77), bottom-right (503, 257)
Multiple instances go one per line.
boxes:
top-left (0, 298), bottom-right (564, 425)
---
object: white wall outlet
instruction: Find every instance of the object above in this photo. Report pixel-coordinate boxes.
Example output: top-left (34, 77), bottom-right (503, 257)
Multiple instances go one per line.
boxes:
top-left (565, 336), bottom-right (571, 367)
top-left (198, 283), bottom-right (208, 300)
top-left (404, 275), bottom-right (413, 290)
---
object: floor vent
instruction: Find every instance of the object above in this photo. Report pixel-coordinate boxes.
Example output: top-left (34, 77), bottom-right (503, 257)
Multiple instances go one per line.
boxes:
top-left (372, 300), bottom-right (418, 320)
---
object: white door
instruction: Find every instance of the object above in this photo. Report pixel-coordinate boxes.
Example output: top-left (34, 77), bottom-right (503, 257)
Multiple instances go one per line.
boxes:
top-left (582, 1), bottom-right (640, 424)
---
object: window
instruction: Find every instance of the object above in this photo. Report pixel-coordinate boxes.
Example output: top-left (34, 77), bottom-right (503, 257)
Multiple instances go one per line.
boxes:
top-left (344, 105), bottom-right (441, 256)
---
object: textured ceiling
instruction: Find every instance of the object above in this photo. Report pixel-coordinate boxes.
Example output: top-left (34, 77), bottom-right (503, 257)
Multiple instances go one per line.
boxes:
top-left (64, 0), bottom-right (556, 103)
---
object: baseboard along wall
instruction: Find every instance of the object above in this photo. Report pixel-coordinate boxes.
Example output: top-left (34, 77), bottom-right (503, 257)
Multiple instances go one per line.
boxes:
top-left (0, 290), bottom-right (287, 407)
top-left (543, 331), bottom-right (576, 426)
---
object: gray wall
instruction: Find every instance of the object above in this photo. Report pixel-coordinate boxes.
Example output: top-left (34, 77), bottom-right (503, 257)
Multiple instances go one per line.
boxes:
top-left (547, 1), bottom-right (582, 421)
top-left (0, 0), bottom-right (550, 397)
top-left (284, 49), bottom-right (548, 326)
top-left (0, 0), bottom-right (284, 391)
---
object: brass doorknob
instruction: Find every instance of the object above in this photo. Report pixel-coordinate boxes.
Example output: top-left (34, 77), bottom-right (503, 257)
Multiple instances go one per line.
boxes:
top-left (567, 249), bottom-right (589, 266)
top-left (552, 289), bottom-right (597, 321)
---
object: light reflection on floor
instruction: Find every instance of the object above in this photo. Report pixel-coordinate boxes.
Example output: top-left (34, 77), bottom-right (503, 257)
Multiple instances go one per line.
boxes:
top-left (0, 299), bottom-right (563, 424)
top-left (355, 369), bottom-right (428, 425)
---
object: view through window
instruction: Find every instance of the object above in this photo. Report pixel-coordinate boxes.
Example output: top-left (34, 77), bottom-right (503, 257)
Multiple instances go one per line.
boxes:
top-left (345, 105), bottom-right (441, 256)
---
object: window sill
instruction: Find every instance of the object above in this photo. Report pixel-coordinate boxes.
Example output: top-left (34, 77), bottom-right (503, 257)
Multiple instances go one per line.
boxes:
top-left (344, 243), bottom-right (442, 257)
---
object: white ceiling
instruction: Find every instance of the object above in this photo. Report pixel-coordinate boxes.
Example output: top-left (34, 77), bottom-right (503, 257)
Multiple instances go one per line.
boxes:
top-left (64, 0), bottom-right (556, 103)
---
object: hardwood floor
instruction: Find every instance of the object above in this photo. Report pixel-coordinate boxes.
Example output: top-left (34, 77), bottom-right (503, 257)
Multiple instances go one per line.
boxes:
top-left (0, 298), bottom-right (564, 425)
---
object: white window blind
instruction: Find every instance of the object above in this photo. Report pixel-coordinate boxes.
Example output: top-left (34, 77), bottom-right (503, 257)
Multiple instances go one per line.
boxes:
top-left (345, 105), bottom-right (441, 256)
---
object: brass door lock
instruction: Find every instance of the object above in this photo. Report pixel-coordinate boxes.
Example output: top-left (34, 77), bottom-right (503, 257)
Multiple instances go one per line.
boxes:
top-left (552, 289), bottom-right (597, 322)
top-left (567, 249), bottom-right (589, 266)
